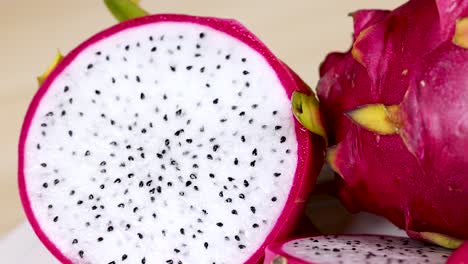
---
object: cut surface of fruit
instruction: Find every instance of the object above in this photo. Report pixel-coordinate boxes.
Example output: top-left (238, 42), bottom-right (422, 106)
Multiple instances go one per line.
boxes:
top-left (264, 235), bottom-right (453, 264)
top-left (19, 14), bottom-right (321, 264)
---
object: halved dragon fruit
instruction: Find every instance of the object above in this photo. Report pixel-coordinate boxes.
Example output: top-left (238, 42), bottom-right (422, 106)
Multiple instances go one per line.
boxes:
top-left (293, 0), bottom-right (468, 248)
top-left (264, 235), bottom-right (453, 264)
top-left (18, 12), bottom-right (325, 264)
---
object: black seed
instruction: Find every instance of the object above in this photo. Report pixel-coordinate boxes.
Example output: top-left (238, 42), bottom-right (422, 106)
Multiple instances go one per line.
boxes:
top-left (219, 191), bottom-right (224, 197)
top-left (271, 196), bottom-right (278, 202)
top-left (239, 193), bottom-right (245, 199)
top-left (185, 181), bottom-right (192, 187)
top-left (280, 136), bottom-right (286, 143)
top-left (234, 158), bottom-right (239, 165)
top-left (41, 163), bottom-right (47, 167)
top-left (239, 245), bottom-right (246, 249)
top-left (170, 65), bottom-right (176, 72)
top-left (122, 254), bottom-right (128, 261)
top-left (107, 226), bottom-right (114, 232)
top-left (212, 98), bottom-right (219, 104)
top-left (272, 110), bottom-right (278, 115)
top-left (77, 200), bottom-right (83, 205)
top-left (209, 173), bottom-right (215, 178)
top-left (250, 206), bottom-right (256, 214)
top-left (48, 204), bottom-right (53, 209)
top-left (225, 54), bottom-right (231, 60)
top-left (243, 180), bottom-right (249, 187)
top-left (243, 70), bottom-right (250, 75)
top-left (78, 250), bottom-right (84, 258)
top-left (225, 198), bottom-right (232, 203)
top-left (87, 64), bottom-right (93, 69)
top-left (239, 111), bottom-right (245, 116)
top-left (95, 89), bottom-right (101, 95)
top-left (235, 235), bottom-right (240, 241)
top-left (42, 182), bottom-right (48, 188)
top-left (204, 242), bottom-right (209, 249)
top-left (250, 160), bottom-right (256, 167)
top-left (241, 58), bottom-right (247, 62)
top-left (199, 32), bottom-right (205, 38)
top-left (228, 177), bottom-right (235, 182)
top-left (275, 125), bottom-right (282, 130)
top-left (231, 209), bottom-right (238, 215)
top-left (141, 258), bottom-right (146, 264)
top-left (53, 216), bottom-right (59, 222)
top-left (274, 172), bottom-right (281, 177)
top-left (241, 135), bottom-right (246, 142)
top-left (151, 46), bottom-right (157, 52)
top-left (186, 65), bottom-right (193, 70)
top-left (216, 222), bottom-right (223, 227)
top-left (200, 67), bottom-right (205, 73)
top-left (140, 93), bottom-right (145, 100)
top-left (137, 233), bottom-right (143, 239)
top-left (97, 237), bottom-right (103, 242)
top-left (174, 129), bottom-right (184, 136)
top-left (252, 223), bottom-right (259, 228)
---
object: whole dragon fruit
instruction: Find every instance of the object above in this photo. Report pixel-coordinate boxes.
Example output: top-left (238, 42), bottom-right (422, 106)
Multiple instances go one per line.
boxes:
top-left (18, 1), bottom-right (325, 263)
top-left (447, 241), bottom-right (468, 264)
top-left (293, 0), bottom-right (468, 248)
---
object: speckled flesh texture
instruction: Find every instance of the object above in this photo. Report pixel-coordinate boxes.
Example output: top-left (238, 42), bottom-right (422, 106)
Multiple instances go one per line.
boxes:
top-left (18, 14), bottom-right (324, 264)
top-left (264, 235), bottom-right (453, 264)
top-left (317, 0), bottom-right (468, 242)
top-left (447, 242), bottom-right (468, 264)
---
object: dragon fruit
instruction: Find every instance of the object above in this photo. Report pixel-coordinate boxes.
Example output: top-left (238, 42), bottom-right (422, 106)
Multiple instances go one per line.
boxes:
top-left (293, 0), bottom-right (468, 248)
top-left (447, 242), bottom-right (468, 264)
top-left (18, 3), bottom-right (325, 263)
top-left (264, 235), bottom-right (453, 264)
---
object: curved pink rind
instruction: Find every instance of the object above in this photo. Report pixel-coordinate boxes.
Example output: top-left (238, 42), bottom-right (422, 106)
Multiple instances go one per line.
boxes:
top-left (264, 234), bottom-right (414, 264)
top-left (447, 242), bottom-right (468, 264)
top-left (18, 14), bottom-right (322, 264)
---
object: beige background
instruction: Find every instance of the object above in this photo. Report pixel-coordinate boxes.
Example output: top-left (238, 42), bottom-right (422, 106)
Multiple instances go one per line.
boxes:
top-left (0, 0), bottom-right (405, 238)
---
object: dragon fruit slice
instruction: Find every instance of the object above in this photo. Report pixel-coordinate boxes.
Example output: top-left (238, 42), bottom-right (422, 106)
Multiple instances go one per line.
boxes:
top-left (293, 0), bottom-right (468, 248)
top-left (264, 235), bottom-right (453, 264)
top-left (18, 13), bottom-right (325, 264)
top-left (447, 242), bottom-right (468, 264)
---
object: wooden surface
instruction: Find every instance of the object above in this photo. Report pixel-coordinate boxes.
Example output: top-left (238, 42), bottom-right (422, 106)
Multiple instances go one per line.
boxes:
top-left (0, 0), bottom-right (405, 237)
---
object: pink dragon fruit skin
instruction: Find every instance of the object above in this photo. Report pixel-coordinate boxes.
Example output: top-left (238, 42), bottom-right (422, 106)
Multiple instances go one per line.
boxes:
top-left (315, 0), bottom-right (468, 246)
top-left (448, 242), bottom-right (468, 264)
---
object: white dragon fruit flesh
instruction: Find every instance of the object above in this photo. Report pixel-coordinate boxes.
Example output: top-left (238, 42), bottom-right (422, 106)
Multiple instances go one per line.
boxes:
top-left (265, 235), bottom-right (453, 264)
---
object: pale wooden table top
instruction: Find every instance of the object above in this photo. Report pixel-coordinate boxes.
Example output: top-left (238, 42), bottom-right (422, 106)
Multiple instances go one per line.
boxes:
top-left (0, 0), bottom-right (405, 237)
